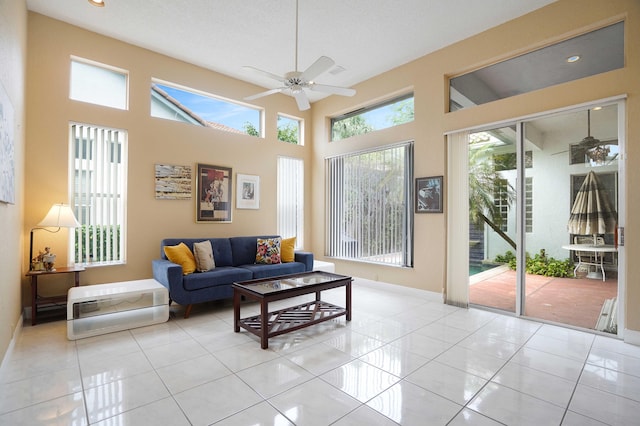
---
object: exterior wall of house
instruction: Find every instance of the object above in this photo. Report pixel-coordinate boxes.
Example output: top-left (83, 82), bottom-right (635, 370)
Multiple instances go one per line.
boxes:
top-left (311, 0), bottom-right (640, 336)
top-left (23, 12), bottom-right (313, 304)
top-left (0, 0), bottom-right (27, 365)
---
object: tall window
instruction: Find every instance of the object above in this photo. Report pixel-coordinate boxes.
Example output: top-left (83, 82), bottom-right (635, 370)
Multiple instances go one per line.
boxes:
top-left (70, 123), bottom-right (127, 265)
top-left (330, 93), bottom-right (414, 141)
top-left (70, 58), bottom-right (128, 110)
top-left (327, 142), bottom-right (414, 266)
top-left (277, 157), bottom-right (304, 247)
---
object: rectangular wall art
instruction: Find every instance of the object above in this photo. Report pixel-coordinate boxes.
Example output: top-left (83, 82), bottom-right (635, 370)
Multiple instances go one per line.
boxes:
top-left (236, 174), bottom-right (260, 209)
top-left (0, 82), bottom-right (15, 204)
top-left (415, 176), bottom-right (443, 213)
top-left (196, 163), bottom-right (232, 222)
top-left (155, 164), bottom-right (192, 200)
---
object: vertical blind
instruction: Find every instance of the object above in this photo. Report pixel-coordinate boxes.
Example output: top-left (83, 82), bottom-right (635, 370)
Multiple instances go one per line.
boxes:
top-left (70, 123), bottom-right (126, 264)
top-left (277, 156), bottom-right (304, 248)
top-left (446, 131), bottom-right (470, 307)
top-left (326, 142), bottom-right (413, 266)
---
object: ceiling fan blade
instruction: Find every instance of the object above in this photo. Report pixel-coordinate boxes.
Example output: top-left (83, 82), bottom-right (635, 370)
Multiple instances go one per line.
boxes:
top-left (310, 84), bottom-right (356, 97)
top-left (243, 66), bottom-right (285, 83)
top-left (244, 87), bottom-right (285, 101)
top-left (293, 90), bottom-right (310, 111)
top-left (300, 56), bottom-right (335, 82)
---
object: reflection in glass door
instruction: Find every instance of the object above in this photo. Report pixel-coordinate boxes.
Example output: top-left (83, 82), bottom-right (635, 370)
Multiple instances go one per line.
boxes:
top-left (523, 105), bottom-right (619, 332)
top-left (468, 127), bottom-right (518, 313)
top-left (466, 104), bottom-right (620, 334)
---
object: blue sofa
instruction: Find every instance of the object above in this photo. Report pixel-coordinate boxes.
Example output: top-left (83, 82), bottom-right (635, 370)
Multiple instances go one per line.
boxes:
top-left (152, 235), bottom-right (313, 318)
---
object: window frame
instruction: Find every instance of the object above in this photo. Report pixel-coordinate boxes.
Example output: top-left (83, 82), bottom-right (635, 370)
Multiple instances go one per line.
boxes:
top-left (150, 78), bottom-right (263, 137)
top-left (330, 93), bottom-right (414, 141)
top-left (69, 122), bottom-right (127, 266)
top-left (326, 141), bottom-right (414, 267)
top-left (69, 56), bottom-right (129, 110)
top-left (277, 113), bottom-right (303, 145)
top-left (277, 156), bottom-right (304, 248)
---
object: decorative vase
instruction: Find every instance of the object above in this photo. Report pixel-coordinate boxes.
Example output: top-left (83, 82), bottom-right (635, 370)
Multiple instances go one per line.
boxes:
top-left (42, 254), bottom-right (56, 271)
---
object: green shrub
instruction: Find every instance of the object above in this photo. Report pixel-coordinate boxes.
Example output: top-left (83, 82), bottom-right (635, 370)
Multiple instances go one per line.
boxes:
top-left (494, 249), bottom-right (574, 278)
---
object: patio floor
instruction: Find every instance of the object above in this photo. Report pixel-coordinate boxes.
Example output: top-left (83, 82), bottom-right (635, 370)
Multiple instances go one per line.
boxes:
top-left (469, 269), bottom-right (618, 331)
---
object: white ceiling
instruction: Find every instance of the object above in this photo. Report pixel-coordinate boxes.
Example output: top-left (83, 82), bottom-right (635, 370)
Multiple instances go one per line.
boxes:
top-left (25, 0), bottom-right (557, 103)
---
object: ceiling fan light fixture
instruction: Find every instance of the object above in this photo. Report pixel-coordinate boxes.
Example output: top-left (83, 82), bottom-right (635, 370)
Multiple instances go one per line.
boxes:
top-left (242, 0), bottom-right (355, 110)
top-left (581, 109), bottom-right (610, 164)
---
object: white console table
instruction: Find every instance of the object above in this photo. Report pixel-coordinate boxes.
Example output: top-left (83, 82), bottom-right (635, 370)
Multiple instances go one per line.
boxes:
top-left (67, 279), bottom-right (169, 340)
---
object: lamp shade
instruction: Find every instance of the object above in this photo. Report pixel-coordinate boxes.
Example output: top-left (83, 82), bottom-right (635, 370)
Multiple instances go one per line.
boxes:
top-left (37, 204), bottom-right (80, 228)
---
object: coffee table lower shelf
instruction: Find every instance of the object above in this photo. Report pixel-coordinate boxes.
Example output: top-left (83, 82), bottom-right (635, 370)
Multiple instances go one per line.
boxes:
top-left (237, 300), bottom-right (346, 345)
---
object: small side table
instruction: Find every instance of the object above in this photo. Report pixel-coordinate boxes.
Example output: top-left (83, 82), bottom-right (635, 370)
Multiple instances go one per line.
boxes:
top-left (26, 266), bottom-right (85, 326)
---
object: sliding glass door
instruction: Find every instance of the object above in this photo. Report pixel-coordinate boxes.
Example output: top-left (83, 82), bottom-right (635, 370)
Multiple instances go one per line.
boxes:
top-left (459, 101), bottom-right (623, 335)
top-left (468, 126), bottom-right (518, 313)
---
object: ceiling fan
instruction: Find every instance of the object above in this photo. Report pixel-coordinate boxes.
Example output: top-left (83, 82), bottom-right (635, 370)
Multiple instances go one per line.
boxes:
top-left (243, 0), bottom-right (356, 111)
top-left (551, 109), bottom-right (616, 164)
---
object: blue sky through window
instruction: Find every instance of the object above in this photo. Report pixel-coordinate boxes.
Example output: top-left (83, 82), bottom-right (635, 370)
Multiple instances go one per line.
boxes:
top-left (155, 83), bottom-right (260, 133)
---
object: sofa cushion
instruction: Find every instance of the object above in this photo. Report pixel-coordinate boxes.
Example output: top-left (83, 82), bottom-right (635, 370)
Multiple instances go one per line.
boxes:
top-left (193, 240), bottom-right (215, 272)
top-left (164, 243), bottom-right (197, 275)
top-left (240, 261), bottom-right (306, 279)
top-left (281, 237), bottom-right (296, 263)
top-left (256, 237), bottom-right (281, 264)
top-left (182, 266), bottom-right (252, 291)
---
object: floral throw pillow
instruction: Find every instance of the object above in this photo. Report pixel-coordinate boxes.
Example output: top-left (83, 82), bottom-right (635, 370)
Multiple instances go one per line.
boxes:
top-left (255, 237), bottom-right (281, 264)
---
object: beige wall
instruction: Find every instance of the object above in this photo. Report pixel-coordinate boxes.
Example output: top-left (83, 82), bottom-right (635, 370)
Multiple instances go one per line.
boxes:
top-left (0, 0), bottom-right (27, 364)
top-left (24, 13), bottom-right (312, 302)
top-left (311, 0), bottom-right (640, 336)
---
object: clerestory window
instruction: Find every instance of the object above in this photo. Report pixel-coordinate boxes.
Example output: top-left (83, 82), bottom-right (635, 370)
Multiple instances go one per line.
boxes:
top-left (330, 94), bottom-right (414, 141)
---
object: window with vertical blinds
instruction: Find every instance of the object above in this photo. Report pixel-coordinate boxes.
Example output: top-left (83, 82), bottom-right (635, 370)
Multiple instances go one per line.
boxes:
top-left (70, 123), bottom-right (127, 265)
top-left (277, 156), bottom-right (304, 248)
top-left (326, 142), bottom-right (414, 266)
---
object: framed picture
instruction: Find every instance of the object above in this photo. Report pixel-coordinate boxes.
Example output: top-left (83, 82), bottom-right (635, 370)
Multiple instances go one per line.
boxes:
top-left (236, 174), bottom-right (260, 209)
top-left (196, 163), bottom-right (232, 222)
top-left (415, 176), bottom-right (443, 213)
top-left (155, 164), bottom-right (192, 200)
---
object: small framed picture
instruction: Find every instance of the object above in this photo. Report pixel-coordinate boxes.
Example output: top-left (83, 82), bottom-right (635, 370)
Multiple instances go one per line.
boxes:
top-left (196, 163), bottom-right (232, 222)
top-left (415, 176), bottom-right (443, 213)
top-left (236, 174), bottom-right (260, 209)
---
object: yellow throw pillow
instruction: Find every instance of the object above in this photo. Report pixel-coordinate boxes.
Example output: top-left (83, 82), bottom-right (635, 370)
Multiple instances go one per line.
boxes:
top-left (281, 237), bottom-right (296, 263)
top-left (164, 242), bottom-right (197, 275)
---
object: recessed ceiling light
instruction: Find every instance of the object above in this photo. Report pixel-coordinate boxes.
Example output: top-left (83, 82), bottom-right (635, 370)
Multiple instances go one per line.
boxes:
top-left (88, 0), bottom-right (105, 7)
top-left (566, 55), bottom-right (581, 63)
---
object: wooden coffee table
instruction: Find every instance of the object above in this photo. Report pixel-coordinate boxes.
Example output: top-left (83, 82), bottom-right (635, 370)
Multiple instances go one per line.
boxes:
top-left (233, 271), bottom-right (352, 349)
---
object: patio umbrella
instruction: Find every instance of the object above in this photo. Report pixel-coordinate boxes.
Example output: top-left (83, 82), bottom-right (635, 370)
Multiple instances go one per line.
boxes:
top-left (567, 171), bottom-right (617, 241)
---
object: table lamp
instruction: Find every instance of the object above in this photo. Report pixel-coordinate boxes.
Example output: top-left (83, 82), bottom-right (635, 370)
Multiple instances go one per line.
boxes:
top-left (29, 203), bottom-right (81, 271)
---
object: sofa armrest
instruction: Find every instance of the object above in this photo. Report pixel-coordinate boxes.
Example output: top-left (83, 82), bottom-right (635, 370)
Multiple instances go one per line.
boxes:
top-left (152, 259), bottom-right (183, 292)
top-left (294, 251), bottom-right (314, 272)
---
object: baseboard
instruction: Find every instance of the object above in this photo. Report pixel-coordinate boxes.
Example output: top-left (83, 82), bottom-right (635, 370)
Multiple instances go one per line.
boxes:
top-left (624, 328), bottom-right (640, 346)
top-left (0, 313), bottom-right (24, 378)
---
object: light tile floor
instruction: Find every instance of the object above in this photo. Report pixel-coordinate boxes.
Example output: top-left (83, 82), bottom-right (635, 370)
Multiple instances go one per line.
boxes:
top-left (1, 278), bottom-right (639, 425)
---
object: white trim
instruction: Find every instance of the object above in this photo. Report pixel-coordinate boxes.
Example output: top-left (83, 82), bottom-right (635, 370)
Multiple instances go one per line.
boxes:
top-left (624, 329), bottom-right (640, 346)
top-left (444, 94), bottom-right (628, 136)
top-left (0, 314), bottom-right (23, 377)
top-left (615, 99), bottom-right (626, 338)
